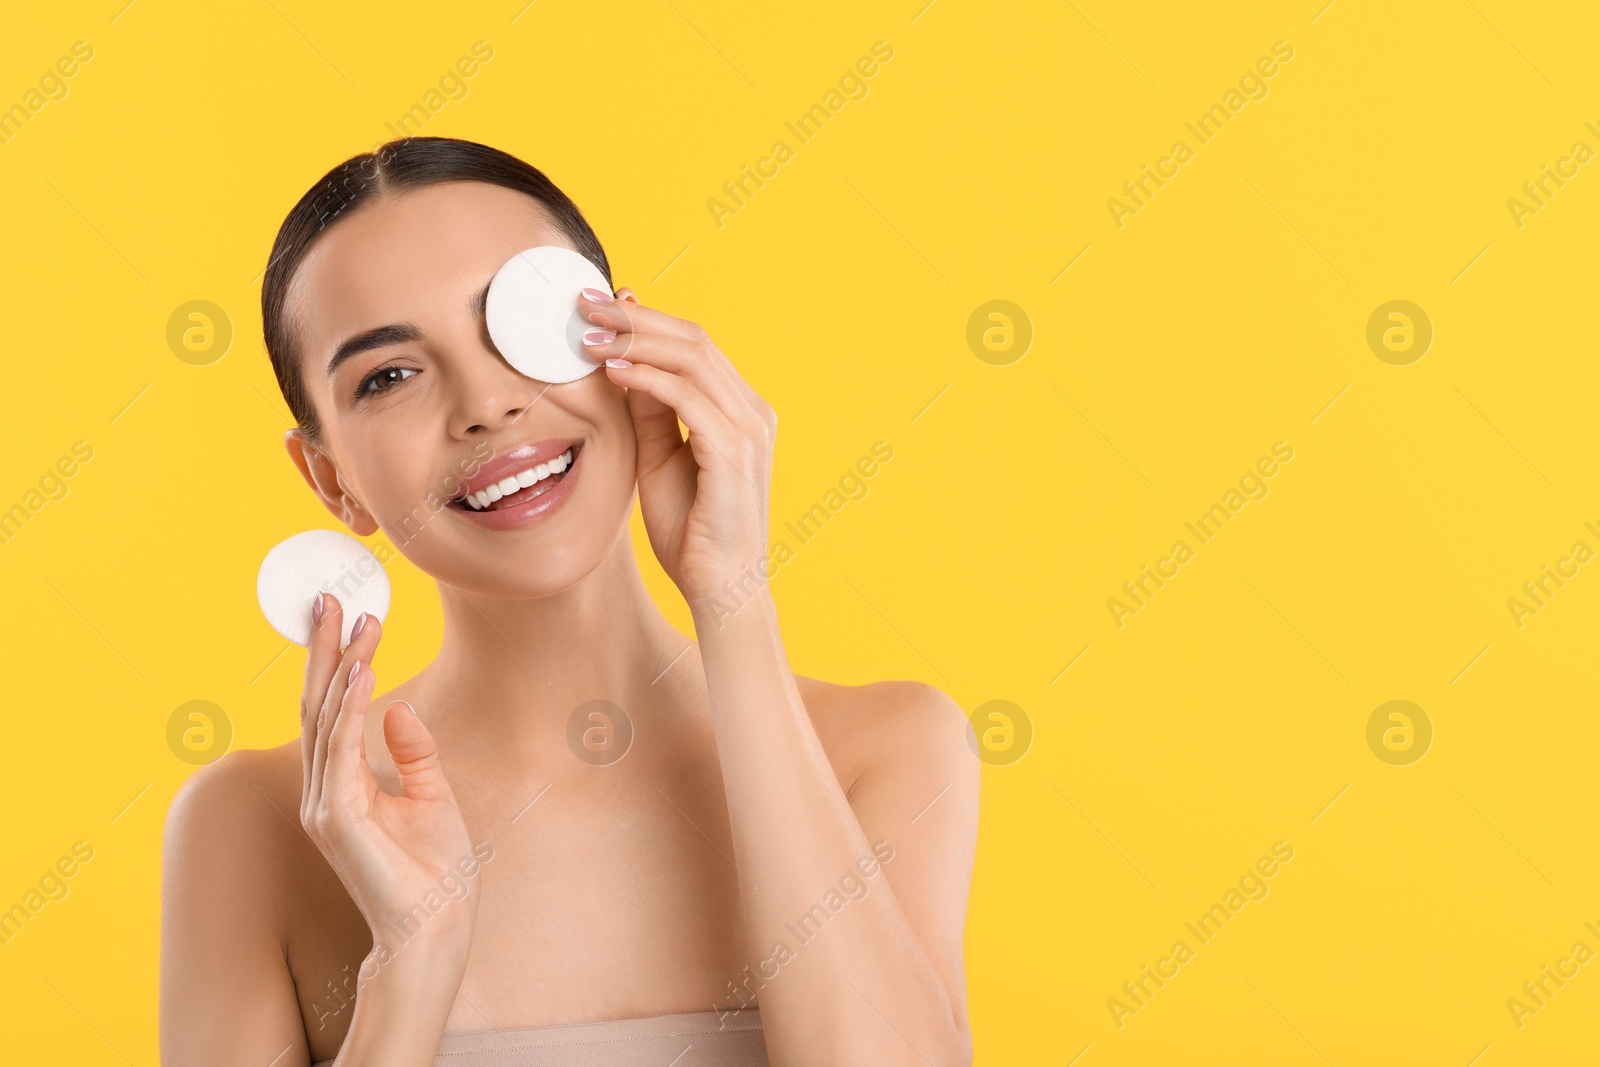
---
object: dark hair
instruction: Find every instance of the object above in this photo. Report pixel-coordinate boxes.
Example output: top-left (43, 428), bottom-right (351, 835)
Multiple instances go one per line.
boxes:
top-left (260, 136), bottom-right (612, 442)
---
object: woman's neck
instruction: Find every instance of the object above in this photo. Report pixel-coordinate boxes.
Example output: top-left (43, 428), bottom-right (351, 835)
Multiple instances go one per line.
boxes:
top-left (412, 533), bottom-right (697, 758)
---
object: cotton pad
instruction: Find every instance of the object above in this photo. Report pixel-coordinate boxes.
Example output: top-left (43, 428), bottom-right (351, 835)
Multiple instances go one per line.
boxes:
top-left (485, 245), bottom-right (612, 384)
top-left (257, 530), bottom-right (391, 649)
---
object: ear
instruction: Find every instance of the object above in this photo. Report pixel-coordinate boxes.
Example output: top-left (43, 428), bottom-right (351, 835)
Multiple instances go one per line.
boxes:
top-left (616, 286), bottom-right (641, 304)
top-left (283, 429), bottom-right (380, 536)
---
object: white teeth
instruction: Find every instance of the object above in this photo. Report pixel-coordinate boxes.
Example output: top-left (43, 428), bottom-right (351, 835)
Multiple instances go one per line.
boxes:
top-left (463, 448), bottom-right (575, 510)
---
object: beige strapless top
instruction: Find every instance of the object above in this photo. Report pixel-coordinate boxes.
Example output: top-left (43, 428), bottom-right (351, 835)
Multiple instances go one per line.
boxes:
top-left (310, 1008), bottom-right (767, 1066)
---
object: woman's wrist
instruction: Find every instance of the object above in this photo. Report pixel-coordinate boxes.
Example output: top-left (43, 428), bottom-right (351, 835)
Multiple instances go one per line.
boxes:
top-left (363, 910), bottom-right (476, 980)
top-left (335, 930), bottom-right (472, 1066)
top-left (687, 574), bottom-right (776, 635)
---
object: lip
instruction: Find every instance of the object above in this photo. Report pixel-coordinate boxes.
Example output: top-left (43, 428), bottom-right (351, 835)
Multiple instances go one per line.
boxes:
top-left (448, 437), bottom-right (586, 530)
top-left (453, 438), bottom-right (583, 499)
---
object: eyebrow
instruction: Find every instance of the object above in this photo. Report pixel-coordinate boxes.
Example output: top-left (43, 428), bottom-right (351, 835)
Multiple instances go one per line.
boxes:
top-left (324, 280), bottom-right (494, 377)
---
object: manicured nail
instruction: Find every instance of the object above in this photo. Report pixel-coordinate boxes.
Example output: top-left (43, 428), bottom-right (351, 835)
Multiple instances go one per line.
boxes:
top-left (582, 287), bottom-right (615, 304)
top-left (583, 328), bottom-right (616, 346)
top-left (352, 612), bottom-right (368, 639)
top-left (398, 699), bottom-right (419, 717)
top-left (349, 659), bottom-right (363, 684)
top-left (311, 592), bottom-right (325, 626)
top-left (605, 358), bottom-right (633, 368)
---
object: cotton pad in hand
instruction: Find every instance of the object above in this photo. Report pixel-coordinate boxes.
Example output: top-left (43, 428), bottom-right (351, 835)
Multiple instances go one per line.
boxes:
top-left (485, 245), bottom-right (612, 384)
top-left (257, 530), bottom-right (391, 649)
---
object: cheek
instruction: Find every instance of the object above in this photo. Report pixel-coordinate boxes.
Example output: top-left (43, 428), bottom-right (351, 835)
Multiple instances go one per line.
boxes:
top-left (572, 375), bottom-right (640, 480)
top-left (354, 427), bottom-right (446, 520)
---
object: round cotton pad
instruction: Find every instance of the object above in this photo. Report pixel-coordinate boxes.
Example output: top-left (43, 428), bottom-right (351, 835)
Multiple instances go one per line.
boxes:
top-left (257, 530), bottom-right (391, 649)
top-left (485, 246), bottom-right (612, 384)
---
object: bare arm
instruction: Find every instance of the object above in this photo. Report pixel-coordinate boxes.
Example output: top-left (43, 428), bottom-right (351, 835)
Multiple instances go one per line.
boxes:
top-left (160, 595), bottom-right (478, 1065)
top-left (578, 285), bottom-right (978, 1064)
top-left (691, 591), bottom-right (978, 1066)
top-left (160, 751), bottom-right (312, 1065)
top-left (160, 757), bottom-right (471, 1066)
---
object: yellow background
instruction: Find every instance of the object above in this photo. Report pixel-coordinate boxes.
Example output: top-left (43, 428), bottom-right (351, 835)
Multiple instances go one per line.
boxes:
top-left (2, 0), bottom-right (1597, 1063)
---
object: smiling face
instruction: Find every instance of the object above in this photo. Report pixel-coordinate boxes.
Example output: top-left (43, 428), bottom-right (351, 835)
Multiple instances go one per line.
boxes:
top-left (281, 180), bottom-right (637, 598)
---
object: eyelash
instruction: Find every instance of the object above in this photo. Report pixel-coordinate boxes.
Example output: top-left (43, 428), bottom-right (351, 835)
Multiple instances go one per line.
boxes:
top-left (356, 364), bottom-right (419, 399)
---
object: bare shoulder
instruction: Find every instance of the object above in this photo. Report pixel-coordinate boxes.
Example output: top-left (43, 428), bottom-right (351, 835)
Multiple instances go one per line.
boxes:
top-left (792, 675), bottom-right (979, 1044)
top-left (161, 742), bottom-right (354, 1063)
top-left (162, 741), bottom-right (316, 924)
top-left (793, 675), bottom-right (976, 801)
top-left (165, 741), bottom-right (304, 848)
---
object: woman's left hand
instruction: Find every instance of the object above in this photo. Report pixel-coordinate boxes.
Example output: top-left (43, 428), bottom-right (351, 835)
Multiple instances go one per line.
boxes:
top-left (576, 286), bottom-right (775, 605)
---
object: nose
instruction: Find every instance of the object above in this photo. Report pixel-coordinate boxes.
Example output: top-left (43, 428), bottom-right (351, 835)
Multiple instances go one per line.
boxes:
top-left (446, 344), bottom-right (543, 439)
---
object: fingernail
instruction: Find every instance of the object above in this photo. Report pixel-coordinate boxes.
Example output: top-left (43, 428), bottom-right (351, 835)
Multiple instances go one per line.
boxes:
top-left (581, 287), bottom-right (614, 304)
top-left (311, 592), bottom-right (324, 626)
top-left (605, 358), bottom-right (632, 368)
top-left (349, 659), bottom-right (363, 684)
top-left (352, 612), bottom-right (368, 639)
top-left (583, 328), bottom-right (616, 346)
top-left (398, 699), bottom-right (419, 717)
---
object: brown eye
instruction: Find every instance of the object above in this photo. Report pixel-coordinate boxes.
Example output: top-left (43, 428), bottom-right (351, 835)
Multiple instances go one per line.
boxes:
top-left (357, 365), bottom-right (418, 398)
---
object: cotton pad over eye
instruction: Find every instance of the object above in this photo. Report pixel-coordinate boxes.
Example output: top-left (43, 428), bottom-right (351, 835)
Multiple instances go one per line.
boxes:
top-left (257, 530), bottom-right (391, 649)
top-left (485, 245), bottom-right (612, 384)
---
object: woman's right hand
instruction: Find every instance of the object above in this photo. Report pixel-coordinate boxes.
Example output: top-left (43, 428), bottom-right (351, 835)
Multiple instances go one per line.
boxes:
top-left (300, 592), bottom-right (480, 972)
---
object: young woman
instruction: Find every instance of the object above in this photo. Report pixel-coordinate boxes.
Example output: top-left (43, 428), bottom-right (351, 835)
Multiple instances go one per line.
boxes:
top-left (159, 136), bottom-right (978, 1067)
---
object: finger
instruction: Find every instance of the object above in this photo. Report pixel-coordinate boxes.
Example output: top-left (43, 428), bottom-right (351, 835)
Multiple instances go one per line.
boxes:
top-left (577, 292), bottom-right (705, 343)
top-left (582, 295), bottom-right (769, 424)
top-left (582, 331), bottom-right (757, 430)
top-left (579, 289), bottom-right (773, 441)
top-left (602, 361), bottom-right (747, 475)
top-left (311, 611), bottom-right (384, 802)
top-left (612, 359), bottom-right (686, 477)
top-left (301, 591), bottom-right (344, 812)
top-left (382, 701), bottom-right (457, 803)
top-left (325, 653), bottom-right (379, 808)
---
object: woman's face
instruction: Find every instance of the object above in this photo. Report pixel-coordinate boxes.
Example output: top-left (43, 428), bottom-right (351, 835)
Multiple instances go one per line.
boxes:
top-left (281, 180), bottom-right (636, 598)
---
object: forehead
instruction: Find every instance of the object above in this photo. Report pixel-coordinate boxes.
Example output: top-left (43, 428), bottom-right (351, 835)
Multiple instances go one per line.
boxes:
top-left (286, 180), bottom-right (574, 363)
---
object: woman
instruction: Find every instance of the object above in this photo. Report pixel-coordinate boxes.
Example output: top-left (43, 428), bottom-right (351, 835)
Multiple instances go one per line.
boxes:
top-left (159, 136), bottom-right (978, 1067)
